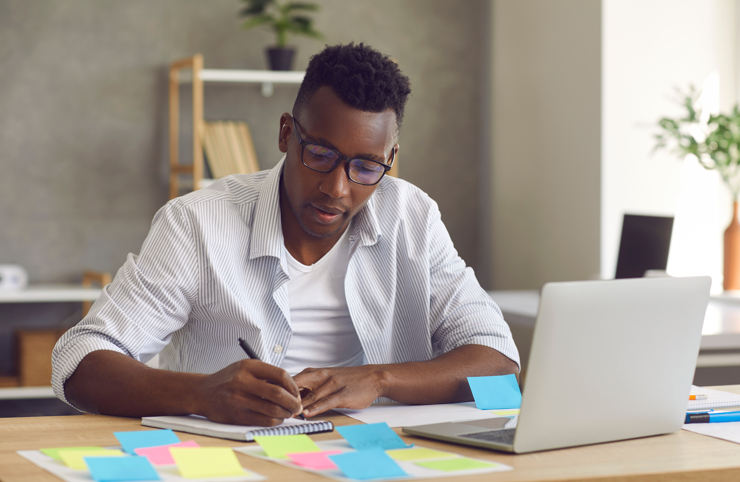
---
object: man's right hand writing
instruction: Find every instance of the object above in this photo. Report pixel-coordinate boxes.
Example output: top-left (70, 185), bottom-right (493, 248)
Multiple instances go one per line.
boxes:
top-left (64, 351), bottom-right (303, 427)
top-left (194, 359), bottom-right (304, 426)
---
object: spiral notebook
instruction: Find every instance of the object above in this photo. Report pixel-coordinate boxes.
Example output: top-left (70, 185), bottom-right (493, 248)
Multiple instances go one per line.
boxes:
top-left (142, 415), bottom-right (333, 442)
top-left (688, 386), bottom-right (740, 411)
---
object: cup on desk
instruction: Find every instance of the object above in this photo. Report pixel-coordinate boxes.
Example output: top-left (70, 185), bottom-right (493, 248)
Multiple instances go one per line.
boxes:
top-left (0, 265), bottom-right (28, 291)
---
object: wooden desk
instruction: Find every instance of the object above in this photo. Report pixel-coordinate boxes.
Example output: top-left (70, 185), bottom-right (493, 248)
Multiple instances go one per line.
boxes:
top-left (3, 386), bottom-right (740, 481)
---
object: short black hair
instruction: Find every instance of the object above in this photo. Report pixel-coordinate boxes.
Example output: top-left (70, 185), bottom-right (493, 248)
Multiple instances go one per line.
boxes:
top-left (293, 43), bottom-right (412, 132)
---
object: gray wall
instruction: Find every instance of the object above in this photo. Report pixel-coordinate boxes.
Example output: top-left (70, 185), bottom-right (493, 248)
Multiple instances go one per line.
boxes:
top-left (487, 0), bottom-right (602, 289)
top-left (0, 0), bottom-right (487, 375)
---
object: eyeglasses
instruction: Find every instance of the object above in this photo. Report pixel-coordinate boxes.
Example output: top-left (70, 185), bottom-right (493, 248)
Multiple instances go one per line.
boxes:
top-left (292, 117), bottom-right (394, 186)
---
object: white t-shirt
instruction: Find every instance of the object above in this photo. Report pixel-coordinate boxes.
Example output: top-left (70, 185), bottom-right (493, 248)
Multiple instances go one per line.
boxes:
top-left (280, 228), bottom-right (365, 376)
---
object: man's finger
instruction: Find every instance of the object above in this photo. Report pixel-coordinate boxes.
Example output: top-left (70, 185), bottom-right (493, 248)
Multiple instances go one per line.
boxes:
top-left (293, 368), bottom-right (328, 393)
top-left (244, 378), bottom-right (303, 415)
top-left (303, 387), bottom-right (347, 417)
top-left (246, 361), bottom-right (301, 398)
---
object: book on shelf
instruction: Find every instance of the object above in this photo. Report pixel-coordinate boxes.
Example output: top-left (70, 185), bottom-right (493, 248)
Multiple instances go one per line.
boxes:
top-left (202, 120), bottom-right (261, 180)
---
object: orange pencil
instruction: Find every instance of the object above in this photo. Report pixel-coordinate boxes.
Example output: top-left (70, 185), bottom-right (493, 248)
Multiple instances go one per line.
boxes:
top-left (689, 394), bottom-right (708, 400)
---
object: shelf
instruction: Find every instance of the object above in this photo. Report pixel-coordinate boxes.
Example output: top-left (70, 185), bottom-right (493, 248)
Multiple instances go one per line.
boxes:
top-left (177, 69), bottom-right (304, 97)
top-left (0, 285), bottom-right (103, 303)
top-left (0, 386), bottom-right (55, 400)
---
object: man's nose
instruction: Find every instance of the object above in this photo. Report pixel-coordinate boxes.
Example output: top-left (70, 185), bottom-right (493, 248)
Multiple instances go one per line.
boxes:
top-left (319, 161), bottom-right (351, 199)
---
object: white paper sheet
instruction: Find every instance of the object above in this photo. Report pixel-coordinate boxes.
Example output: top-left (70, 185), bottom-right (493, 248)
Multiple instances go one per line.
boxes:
top-left (683, 421), bottom-right (740, 444)
top-left (688, 386), bottom-right (740, 411)
top-left (333, 402), bottom-right (501, 428)
top-left (17, 449), bottom-right (265, 482)
top-left (235, 439), bottom-right (511, 482)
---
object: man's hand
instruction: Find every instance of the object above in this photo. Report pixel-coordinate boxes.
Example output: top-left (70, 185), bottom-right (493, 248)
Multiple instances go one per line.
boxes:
top-left (293, 365), bottom-right (387, 417)
top-left (65, 350), bottom-right (303, 427)
top-left (195, 360), bottom-right (304, 426)
top-left (291, 345), bottom-right (520, 417)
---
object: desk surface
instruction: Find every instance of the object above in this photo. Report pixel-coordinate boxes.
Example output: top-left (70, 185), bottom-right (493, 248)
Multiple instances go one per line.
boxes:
top-left (4, 386), bottom-right (740, 482)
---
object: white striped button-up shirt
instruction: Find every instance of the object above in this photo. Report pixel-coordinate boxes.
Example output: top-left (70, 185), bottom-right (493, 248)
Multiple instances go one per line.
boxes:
top-left (52, 158), bottom-right (520, 406)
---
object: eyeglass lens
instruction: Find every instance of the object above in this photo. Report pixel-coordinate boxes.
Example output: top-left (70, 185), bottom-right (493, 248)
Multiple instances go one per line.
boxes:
top-left (303, 143), bottom-right (387, 185)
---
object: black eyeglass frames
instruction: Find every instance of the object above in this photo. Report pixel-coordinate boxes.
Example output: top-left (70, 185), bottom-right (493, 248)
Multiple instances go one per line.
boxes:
top-left (292, 117), bottom-right (394, 186)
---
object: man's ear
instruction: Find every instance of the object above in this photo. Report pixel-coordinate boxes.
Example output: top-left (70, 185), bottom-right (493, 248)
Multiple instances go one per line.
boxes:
top-left (278, 112), bottom-right (293, 153)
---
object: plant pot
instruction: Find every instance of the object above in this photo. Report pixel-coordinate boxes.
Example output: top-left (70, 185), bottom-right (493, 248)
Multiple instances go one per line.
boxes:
top-left (266, 47), bottom-right (295, 71)
top-left (724, 201), bottom-right (740, 290)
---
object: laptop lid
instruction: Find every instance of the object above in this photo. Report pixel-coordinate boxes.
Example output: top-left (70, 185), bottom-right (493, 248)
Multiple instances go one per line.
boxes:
top-left (512, 276), bottom-right (710, 453)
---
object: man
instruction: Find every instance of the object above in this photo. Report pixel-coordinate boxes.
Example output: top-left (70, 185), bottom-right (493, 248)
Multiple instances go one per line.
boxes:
top-left (52, 43), bottom-right (519, 427)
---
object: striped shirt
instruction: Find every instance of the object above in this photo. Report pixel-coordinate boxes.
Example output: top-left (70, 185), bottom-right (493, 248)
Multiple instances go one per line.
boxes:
top-left (51, 157), bottom-right (520, 407)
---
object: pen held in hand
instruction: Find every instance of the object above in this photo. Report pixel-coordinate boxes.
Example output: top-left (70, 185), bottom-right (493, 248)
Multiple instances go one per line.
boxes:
top-left (237, 337), bottom-right (307, 420)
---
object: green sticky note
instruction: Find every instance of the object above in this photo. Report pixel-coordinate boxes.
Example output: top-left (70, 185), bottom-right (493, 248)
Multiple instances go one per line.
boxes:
top-left (416, 457), bottom-right (499, 472)
top-left (41, 447), bottom-right (103, 461)
top-left (58, 449), bottom-right (125, 470)
top-left (254, 434), bottom-right (321, 459)
top-left (489, 409), bottom-right (520, 417)
top-left (170, 447), bottom-right (245, 479)
top-left (387, 447), bottom-right (456, 461)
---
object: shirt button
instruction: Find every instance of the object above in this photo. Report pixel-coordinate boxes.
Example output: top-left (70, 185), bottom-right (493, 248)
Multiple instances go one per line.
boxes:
top-left (273, 345), bottom-right (283, 354)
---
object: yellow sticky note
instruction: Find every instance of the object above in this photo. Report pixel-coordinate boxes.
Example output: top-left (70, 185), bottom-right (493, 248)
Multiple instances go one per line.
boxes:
top-left (170, 447), bottom-right (245, 479)
top-left (254, 434), bottom-right (320, 459)
top-left (489, 409), bottom-right (520, 417)
top-left (58, 449), bottom-right (124, 470)
top-left (40, 447), bottom-right (103, 461)
top-left (387, 447), bottom-right (457, 461)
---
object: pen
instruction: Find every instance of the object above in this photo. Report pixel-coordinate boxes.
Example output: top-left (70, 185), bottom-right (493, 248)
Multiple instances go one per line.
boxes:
top-left (685, 411), bottom-right (740, 423)
top-left (238, 337), bottom-right (306, 420)
top-left (689, 394), bottom-right (708, 400)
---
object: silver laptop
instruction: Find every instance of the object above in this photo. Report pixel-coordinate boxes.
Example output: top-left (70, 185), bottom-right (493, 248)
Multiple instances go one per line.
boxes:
top-left (403, 276), bottom-right (711, 453)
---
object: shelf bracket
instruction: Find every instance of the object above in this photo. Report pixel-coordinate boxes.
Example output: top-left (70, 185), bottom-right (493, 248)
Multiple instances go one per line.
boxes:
top-left (261, 82), bottom-right (274, 97)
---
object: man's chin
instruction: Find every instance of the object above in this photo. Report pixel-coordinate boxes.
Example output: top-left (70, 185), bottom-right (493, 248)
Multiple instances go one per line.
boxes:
top-left (298, 217), bottom-right (347, 239)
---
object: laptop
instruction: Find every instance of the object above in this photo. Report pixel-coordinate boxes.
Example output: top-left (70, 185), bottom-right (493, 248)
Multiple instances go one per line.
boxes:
top-left (403, 276), bottom-right (711, 453)
top-left (615, 214), bottom-right (674, 279)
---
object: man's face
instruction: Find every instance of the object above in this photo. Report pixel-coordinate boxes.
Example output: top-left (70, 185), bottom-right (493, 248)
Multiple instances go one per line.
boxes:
top-left (279, 86), bottom-right (398, 240)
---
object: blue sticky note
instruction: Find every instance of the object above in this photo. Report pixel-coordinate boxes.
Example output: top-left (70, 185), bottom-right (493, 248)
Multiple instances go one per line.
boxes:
top-left (329, 448), bottom-right (407, 480)
top-left (85, 456), bottom-right (160, 482)
top-left (113, 430), bottom-right (180, 454)
top-left (467, 374), bottom-right (522, 410)
top-left (336, 423), bottom-right (412, 451)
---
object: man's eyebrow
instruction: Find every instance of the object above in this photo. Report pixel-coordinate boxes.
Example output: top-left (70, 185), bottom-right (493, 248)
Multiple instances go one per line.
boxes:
top-left (307, 134), bottom-right (387, 163)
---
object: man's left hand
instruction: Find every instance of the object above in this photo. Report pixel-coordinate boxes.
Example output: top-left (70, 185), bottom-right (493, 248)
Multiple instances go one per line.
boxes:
top-left (293, 365), bottom-right (387, 417)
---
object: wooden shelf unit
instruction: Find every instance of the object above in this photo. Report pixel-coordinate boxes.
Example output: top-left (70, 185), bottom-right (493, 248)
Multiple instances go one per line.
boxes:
top-left (168, 55), bottom-right (305, 199)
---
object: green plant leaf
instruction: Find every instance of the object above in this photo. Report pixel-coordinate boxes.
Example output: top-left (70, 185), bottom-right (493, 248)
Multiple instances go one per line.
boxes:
top-left (242, 14), bottom-right (275, 30)
top-left (239, 0), bottom-right (273, 17)
top-left (285, 2), bottom-right (320, 12)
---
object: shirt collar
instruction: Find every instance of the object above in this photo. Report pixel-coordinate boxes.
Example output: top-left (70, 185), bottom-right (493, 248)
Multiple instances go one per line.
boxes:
top-left (249, 156), bottom-right (383, 261)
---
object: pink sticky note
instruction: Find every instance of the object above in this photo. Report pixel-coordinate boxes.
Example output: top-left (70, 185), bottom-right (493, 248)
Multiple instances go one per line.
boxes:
top-left (287, 450), bottom-right (343, 470)
top-left (134, 440), bottom-right (200, 465)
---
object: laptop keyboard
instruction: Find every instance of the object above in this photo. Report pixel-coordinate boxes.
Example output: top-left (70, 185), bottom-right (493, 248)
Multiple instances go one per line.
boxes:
top-left (458, 428), bottom-right (516, 445)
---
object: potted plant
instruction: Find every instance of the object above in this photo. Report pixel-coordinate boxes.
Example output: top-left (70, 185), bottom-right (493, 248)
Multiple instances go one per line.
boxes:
top-left (239, 0), bottom-right (323, 71)
top-left (654, 87), bottom-right (740, 289)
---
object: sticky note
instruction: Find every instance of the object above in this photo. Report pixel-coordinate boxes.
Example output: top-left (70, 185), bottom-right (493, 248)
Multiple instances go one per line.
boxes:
top-left (170, 447), bottom-right (245, 479)
top-left (85, 456), bottom-right (160, 482)
top-left (467, 374), bottom-right (522, 410)
top-left (114, 429), bottom-right (180, 454)
top-left (416, 457), bottom-right (499, 472)
top-left (254, 434), bottom-right (321, 459)
top-left (40, 447), bottom-right (103, 461)
top-left (287, 450), bottom-right (342, 470)
top-left (386, 447), bottom-right (456, 461)
top-left (329, 448), bottom-right (407, 480)
top-left (58, 449), bottom-right (124, 470)
top-left (489, 409), bottom-right (520, 417)
top-left (336, 423), bottom-right (412, 451)
top-left (134, 441), bottom-right (199, 465)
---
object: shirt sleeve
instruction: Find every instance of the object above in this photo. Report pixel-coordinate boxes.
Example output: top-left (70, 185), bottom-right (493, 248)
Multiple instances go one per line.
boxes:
top-left (51, 201), bottom-right (200, 407)
top-left (427, 203), bottom-right (521, 368)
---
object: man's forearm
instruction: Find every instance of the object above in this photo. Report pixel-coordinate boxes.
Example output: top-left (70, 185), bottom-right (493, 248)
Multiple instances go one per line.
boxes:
top-left (378, 344), bottom-right (519, 404)
top-left (64, 350), bottom-right (203, 417)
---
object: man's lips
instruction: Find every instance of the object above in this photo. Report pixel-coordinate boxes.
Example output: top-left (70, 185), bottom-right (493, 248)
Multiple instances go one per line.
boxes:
top-left (310, 203), bottom-right (345, 224)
